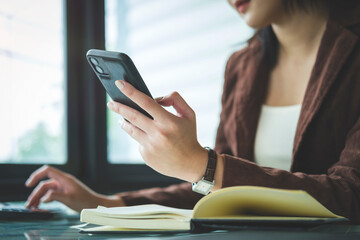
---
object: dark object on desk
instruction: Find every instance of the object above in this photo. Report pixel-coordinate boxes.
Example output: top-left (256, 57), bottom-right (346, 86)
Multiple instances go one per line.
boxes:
top-left (0, 207), bottom-right (57, 221)
top-left (190, 217), bottom-right (349, 233)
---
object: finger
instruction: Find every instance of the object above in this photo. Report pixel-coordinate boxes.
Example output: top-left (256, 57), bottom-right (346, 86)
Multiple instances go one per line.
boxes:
top-left (119, 118), bottom-right (147, 144)
top-left (156, 92), bottom-right (195, 119)
top-left (115, 80), bottom-right (169, 120)
top-left (41, 190), bottom-right (66, 204)
top-left (107, 101), bottom-right (153, 133)
top-left (154, 97), bottom-right (164, 102)
top-left (27, 198), bottom-right (41, 209)
top-left (26, 179), bottom-right (59, 208)
top-left (25, 165), bottom-right (65, 187)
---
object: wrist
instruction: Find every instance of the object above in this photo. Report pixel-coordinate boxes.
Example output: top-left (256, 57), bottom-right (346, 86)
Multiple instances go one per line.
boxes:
top-left (191, 147), bottom-right (218, 195)
top-left (188, 146), bottom-right (208, 183)
top-left (96, 194), bottom-right (126, 208)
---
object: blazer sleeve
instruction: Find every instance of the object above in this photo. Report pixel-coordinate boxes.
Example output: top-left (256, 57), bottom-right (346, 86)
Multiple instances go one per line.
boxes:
top-left (220, 115), bottom-right (360, 224)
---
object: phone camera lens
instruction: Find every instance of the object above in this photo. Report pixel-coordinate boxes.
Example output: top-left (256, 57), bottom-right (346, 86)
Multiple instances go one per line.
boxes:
top-left (95, 66), bottom-right (104, 74)
top-left (90, 57), bottom-right (99, 65)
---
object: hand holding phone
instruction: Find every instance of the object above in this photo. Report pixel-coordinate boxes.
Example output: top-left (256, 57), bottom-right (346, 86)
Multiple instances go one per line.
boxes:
top-left (97, 50), bottom-right (210, 185)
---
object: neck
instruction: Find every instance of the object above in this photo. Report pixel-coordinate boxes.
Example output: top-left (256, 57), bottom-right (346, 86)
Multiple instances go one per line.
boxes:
top-left (272, 8), bottom-right (328, 59)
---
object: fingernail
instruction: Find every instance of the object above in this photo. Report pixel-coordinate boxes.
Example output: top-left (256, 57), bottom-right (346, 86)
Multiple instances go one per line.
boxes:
top-left (155, 97), bottom-right (164, 102)
top-left (118, 119), bottom-right (124, 126)
top-left (25, 178), bottom-right (31, 186)
top-left (115, 80), bottom-right (124, 90)
top-left (107, 102), bottom-right (114, 108)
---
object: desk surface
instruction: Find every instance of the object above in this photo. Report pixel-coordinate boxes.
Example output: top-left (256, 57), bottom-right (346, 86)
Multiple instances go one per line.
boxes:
top-left (1, 202), bottom-right (360, 240)
top-left (2, 218), bottom-right (360, 240)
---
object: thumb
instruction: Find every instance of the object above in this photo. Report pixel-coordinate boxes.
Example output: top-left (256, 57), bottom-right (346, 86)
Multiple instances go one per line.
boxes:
top-left (156, 92), bottom-right (194, 119)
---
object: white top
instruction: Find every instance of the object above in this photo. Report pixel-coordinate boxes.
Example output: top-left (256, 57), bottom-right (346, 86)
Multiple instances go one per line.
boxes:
top-left (254, 104), bottom-right (302, 171)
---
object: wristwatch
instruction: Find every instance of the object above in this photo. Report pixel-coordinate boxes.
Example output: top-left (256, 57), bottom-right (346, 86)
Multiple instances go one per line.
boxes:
top-left (192, 147), bottom-right (217, 195)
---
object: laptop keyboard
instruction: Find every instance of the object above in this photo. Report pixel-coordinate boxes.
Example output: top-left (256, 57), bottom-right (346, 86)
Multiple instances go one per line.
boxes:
top-left (0, 205), bottom-right (57, 221)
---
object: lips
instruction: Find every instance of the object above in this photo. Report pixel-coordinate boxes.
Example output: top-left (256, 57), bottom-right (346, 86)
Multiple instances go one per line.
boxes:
top-left (234, 0), bottom-right (250, 13)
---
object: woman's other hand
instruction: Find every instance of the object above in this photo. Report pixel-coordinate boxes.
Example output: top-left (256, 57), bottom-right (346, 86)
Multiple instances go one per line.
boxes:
top-left (25, 165), bottom-right (125, 212)
top-left (107, 80), bottom-right (208, 183)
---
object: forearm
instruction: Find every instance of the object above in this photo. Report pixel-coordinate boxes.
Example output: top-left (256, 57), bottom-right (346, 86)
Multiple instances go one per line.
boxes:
top-left (96, 193), bottom-right (126, 208)
top-left (117, 182), bottom-right (203, 209)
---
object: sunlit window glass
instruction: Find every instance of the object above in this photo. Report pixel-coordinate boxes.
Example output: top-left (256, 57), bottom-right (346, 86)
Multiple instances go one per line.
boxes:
top-left (0, 0), bottom-right (66, 164)
top-left (105, 0), bottom-right (253, 163)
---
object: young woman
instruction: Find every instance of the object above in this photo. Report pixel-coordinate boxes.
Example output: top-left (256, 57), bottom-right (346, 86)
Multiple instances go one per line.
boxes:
top-left (25, 0), bottom-right (360, 223)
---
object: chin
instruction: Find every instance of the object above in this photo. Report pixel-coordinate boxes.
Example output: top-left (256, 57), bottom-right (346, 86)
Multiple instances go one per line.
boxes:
top-left (232, 0), bottom-right (283, 29)
top-left (243, 14), bottom-right (271, 29)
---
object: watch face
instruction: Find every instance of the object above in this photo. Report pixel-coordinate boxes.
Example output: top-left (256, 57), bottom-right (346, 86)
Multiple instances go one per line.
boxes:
top-left (192, 179), bottom-right (214, 195)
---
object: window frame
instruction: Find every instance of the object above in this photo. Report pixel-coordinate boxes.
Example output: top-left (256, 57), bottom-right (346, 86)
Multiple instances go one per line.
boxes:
top-left (0, 0), bottom-right (181, 201)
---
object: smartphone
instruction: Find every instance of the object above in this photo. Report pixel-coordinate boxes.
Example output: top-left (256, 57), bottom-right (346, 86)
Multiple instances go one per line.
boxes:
top-left (86, 49), bottom-right (153, 119)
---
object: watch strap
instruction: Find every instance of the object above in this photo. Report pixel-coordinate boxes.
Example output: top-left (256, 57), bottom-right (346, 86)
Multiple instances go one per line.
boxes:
top-left (203, 147), bottom-right (217, 182)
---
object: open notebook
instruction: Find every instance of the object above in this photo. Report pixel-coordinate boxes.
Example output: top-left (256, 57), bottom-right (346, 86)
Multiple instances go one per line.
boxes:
top-left (79, 186), bottom-right (347, 233)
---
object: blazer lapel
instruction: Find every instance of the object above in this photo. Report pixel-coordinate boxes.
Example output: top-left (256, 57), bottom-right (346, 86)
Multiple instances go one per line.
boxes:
top-left (291, 21), bottom-right (359, 170)
top-left (234, 44), bottom-right (269, 160)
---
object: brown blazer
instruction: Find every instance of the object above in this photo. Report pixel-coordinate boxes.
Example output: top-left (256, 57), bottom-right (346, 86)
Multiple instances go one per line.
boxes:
top-left (118, 7), bottom-right (360, 224)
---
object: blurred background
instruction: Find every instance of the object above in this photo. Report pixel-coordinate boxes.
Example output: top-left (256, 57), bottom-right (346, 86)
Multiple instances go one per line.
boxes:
top-left (0, 0), bottom-right (252, 199)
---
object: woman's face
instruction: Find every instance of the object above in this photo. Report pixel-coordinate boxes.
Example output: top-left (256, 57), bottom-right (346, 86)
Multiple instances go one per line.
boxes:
top-left (228, 0), bottom-right (285, 29)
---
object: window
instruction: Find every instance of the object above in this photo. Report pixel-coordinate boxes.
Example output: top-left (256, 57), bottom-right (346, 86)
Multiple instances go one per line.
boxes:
top-left (0, 0), bottom-right (105, 201)
top-left (105, 0), bottom-right (253, 163)
top-left (1, 0), bottom-right (254, 201)
top-left (0, 0), bottom-right (66, 164)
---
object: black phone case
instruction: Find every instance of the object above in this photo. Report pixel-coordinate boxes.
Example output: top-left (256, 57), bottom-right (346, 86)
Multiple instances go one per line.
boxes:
top-left (86, 49), bottom-right (153, 119)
